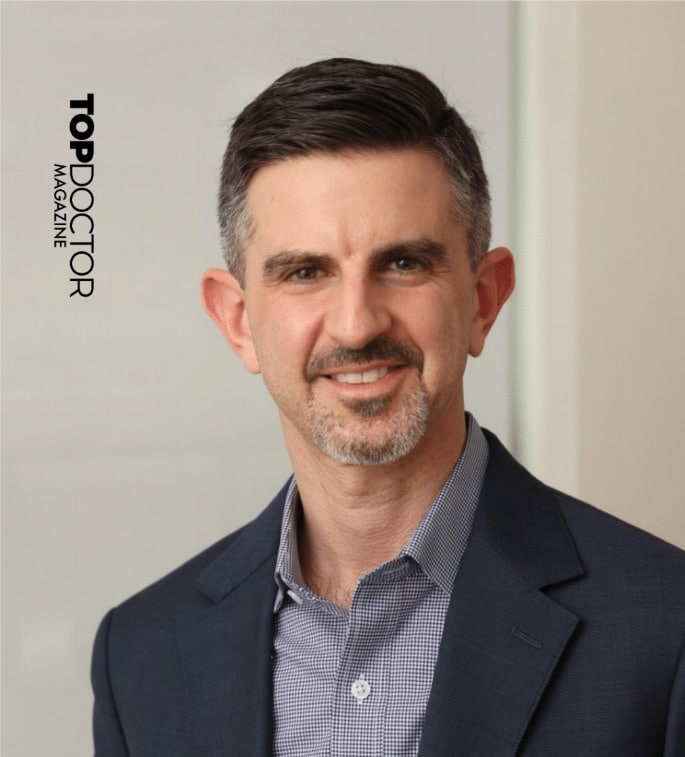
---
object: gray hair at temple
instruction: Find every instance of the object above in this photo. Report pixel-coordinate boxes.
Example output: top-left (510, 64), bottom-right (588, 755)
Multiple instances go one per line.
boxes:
top-left (217, 58), bottom-right (492, 285)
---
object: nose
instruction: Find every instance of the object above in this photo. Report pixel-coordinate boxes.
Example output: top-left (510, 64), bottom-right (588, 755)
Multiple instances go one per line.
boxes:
top-left (324, 274), bottom-right (393, 348)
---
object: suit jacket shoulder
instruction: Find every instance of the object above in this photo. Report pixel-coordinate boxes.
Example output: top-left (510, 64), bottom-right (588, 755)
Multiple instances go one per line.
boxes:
top-left (92, 481), bottom-right (288, 757)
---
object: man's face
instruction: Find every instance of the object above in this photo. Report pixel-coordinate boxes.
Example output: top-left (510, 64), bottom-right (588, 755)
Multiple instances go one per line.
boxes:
top-left (217, 149), bottom-right (504, 467)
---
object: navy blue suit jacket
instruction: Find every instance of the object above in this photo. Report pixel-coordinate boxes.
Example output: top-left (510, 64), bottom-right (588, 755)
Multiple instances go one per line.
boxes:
top-left (92, 431), bottom-right (685, 755)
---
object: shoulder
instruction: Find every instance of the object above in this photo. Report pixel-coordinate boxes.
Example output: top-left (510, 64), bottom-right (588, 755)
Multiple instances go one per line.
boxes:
top-left (480, 427), bottom-right (685, 604)
top-left (554, 489), bottom-right (685, 599)
top-left (103, 479), bottom-right (289, 633)
top-left (91, 484), bottom-right (289, 754)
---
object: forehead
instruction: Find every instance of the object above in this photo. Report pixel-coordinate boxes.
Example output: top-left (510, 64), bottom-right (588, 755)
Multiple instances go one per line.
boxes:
top-left (244, 149), bottom-right (463, 256)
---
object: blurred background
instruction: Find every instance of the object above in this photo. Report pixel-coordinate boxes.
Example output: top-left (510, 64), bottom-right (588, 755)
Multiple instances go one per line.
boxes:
top-left (2, 2), bottom-right (684, 755)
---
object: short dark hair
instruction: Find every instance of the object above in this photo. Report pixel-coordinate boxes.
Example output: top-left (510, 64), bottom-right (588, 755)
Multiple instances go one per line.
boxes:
top-left (218, 58), bottom-right (491, 283)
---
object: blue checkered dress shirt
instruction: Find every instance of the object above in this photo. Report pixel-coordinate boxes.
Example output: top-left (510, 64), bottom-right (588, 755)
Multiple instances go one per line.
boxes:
top-left (272, 415), bottom-right (489, 756)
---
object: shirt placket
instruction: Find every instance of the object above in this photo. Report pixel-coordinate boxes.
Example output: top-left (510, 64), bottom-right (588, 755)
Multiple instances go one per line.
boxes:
top-left (330, 569), bottom-right (412, 757)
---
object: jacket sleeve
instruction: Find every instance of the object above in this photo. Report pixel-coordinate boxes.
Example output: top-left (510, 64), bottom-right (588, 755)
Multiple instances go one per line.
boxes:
top-left (91, 609), bottom-right (129, 757)
top-left (664, 637), bottom-right (685, 756)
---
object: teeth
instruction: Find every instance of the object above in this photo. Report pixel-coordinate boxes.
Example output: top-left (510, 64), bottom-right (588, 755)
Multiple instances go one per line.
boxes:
top-left (334, 367), bottom-right (390, 384)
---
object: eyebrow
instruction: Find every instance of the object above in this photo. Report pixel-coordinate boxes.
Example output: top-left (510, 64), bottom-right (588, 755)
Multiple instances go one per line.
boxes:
top-left (369, 238), bottom-right (448, 266)
top-left (261, 237), bottom-right (449, 281)
top-left (262, 250), bottom-right (336, 282)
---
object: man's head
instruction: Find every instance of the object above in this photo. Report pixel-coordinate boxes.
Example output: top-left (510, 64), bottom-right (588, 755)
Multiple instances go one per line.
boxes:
top-left (204, 60), bottom-right (514, 470)
top-left (218, 57), bottom-right (491, 285)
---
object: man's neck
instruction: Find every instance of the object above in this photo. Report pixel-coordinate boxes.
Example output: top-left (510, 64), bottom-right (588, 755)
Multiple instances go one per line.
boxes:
top-left (286, 419), bottom-right (467, 609)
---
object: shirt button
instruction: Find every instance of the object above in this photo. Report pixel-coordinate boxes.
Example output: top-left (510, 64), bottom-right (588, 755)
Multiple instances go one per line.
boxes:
top-left (286, 589), bottom-right (304, 605)
top-left (351, 675), bottom-right (371, 703)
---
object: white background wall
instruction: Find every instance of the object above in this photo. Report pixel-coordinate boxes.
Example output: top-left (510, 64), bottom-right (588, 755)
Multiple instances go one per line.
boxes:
top-left (515, 2), bottom-right (685, 549)
top-left (1, 3), bottom-right (515, 755)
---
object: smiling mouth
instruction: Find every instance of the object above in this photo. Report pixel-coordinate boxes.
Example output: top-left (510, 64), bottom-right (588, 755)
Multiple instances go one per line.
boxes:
top-left (328, 366), bottom-right (395, 384)
top-left (307, 337), bottom-right (422, 385)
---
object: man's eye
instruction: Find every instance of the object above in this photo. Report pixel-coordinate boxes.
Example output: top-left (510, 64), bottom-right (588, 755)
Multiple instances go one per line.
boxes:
top-left (389, 257), bottom-right (423, 273)
top-left (287, 267), bottom-right (323, 281)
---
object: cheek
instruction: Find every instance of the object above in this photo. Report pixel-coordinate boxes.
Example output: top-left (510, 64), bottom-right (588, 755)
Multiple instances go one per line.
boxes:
top-left (413, 300), bottom-right (472, 378)
top-left (250, 301), bottom-right (317, 377)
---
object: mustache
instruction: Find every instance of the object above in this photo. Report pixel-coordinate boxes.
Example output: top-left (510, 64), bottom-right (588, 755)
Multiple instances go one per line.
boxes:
top-left (306, 337), bottom-right (423, 381)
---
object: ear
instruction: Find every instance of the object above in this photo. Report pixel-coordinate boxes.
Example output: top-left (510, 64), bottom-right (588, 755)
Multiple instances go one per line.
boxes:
top-left (200, 268), bottom-right (261, 374)
top-left (469, 247), bottom-right (515, 357)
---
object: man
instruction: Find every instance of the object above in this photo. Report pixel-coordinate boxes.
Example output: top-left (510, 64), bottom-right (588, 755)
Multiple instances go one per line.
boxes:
top-left (92, 59), bottom-right (685, 756)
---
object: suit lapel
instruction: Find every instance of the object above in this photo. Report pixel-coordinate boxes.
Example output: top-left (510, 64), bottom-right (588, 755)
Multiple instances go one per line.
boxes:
top-left (176, 486), bottom-right (288, 757)
top-left (419, 530), bottom-right (578, 756)
top-left (419, 432), bottom-right (584, 757)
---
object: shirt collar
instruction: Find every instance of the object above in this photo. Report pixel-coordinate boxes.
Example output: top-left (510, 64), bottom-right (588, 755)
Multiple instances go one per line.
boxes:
top-left (399, 414), bottom-right (488, 592)
top-left (273, 414), bottom-right (489, 610)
